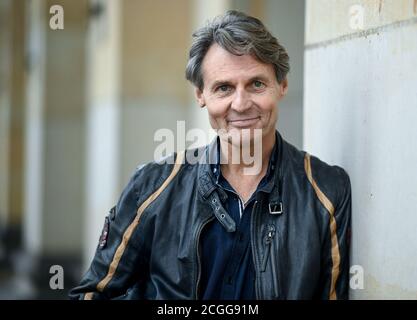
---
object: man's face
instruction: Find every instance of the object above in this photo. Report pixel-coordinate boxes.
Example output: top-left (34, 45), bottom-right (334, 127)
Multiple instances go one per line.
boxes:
top-left (195, 43), bottom-right (288, 146)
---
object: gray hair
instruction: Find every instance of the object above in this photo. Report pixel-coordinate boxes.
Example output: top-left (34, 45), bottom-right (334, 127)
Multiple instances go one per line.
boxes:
top-left (185, 10), bottom-right (290, 90)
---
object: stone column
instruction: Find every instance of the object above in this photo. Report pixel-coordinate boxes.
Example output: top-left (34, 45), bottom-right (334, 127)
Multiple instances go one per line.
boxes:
top-left (23, 0), bottom-right (88, 298)
top-left (84, 0), bottom-right (122, 266)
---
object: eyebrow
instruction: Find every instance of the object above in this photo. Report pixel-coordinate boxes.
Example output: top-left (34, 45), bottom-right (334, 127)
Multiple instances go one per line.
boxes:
top-left (209, 75), bottom-right (271, 91)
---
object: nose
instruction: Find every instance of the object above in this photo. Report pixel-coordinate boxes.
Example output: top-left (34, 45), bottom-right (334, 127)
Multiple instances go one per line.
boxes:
top-left (230, 87), bottom-right (251, 112)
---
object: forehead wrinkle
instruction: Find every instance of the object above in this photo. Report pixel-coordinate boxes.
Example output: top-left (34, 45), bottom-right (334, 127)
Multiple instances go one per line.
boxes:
top-left (204, 57), bottom-right (272, 87)
top-left (201, 44), bottom-right (276, 89)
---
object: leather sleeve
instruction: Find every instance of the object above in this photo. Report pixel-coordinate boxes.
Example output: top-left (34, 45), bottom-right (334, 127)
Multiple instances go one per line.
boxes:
top-left (69, 168), bottom-right (150, 300)
top-left (317, 168), bottom-right (352, 300)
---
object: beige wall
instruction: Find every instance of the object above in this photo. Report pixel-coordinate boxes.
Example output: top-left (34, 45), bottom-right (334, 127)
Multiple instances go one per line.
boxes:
top-left (306, 0), bottom-right (417, 45)
top-left (304, 0), bottom-right (417, 299)
top-left (122, 0), bottom-right (191, 103)
top-left (119, 0), bottom-right (191, 185)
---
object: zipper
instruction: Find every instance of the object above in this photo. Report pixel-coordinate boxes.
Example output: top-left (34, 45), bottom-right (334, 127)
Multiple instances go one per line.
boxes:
top-left (195, 215), bottom-right (214, 299)
top-left (261, 224), bottom-right (276, 272)
top-left (260, 224), bottom-right (280, 298)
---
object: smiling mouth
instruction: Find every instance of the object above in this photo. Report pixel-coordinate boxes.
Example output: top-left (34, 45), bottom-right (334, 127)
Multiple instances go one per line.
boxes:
top-left (228, 117), bottom-right (260, 128)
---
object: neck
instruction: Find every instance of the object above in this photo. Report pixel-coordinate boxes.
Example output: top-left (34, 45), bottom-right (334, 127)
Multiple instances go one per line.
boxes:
top-left (219, 130), bottom-right (276, 178)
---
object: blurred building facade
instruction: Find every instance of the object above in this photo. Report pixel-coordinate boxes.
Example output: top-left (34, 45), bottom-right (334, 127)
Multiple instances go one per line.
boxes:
top-left (2, 0), bottom-right (416, 300)
top-left (0, 0), bottom-right (305, 299)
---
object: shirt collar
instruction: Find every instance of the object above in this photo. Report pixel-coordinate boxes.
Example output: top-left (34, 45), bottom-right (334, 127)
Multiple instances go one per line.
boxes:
top-left (210, 132), bottom-right (279, 193)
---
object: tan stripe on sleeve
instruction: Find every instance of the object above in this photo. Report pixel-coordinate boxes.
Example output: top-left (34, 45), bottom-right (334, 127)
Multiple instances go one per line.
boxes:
top-left (304, 153), bottom-right (340, 300)
top-left (84, 292), bottom-right (94, 300)
top-left (96, 151), bottom-right (185, 292)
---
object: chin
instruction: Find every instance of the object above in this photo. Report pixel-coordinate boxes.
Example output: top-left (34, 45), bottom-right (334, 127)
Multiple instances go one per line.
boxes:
top-left (222, 127), bottom-right (264, 147)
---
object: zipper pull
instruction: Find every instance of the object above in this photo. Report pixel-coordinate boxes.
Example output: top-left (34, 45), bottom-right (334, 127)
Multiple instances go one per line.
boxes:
top-left (261, 225), bottom-right (276, 272)
top-left (266, 225), bottom-right (276, 243)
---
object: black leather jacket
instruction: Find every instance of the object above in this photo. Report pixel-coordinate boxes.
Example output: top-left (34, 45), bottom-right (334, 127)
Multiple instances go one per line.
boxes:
top-left (69, 131), bottom-right (351, 300)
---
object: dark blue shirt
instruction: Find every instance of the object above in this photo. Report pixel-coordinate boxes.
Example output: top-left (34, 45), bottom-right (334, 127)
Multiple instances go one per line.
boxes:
top-left (200, 138), bottom-right (277, 300)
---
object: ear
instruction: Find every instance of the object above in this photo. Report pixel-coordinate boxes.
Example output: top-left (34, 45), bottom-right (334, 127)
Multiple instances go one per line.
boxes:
top-left (279, 78), bottom-right (288, 97)
top-left (195, 87), bottom-right (206, 108)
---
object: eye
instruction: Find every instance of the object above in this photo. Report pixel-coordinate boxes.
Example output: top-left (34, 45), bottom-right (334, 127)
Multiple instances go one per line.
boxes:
top-left (253, 80), bottom-right (265, 89)
top-left (217, 84), bottom-right (231, 92)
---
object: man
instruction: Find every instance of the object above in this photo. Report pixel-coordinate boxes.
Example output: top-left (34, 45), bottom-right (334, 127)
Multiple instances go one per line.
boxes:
top-left (70, 10), bottom-right (351, 300)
